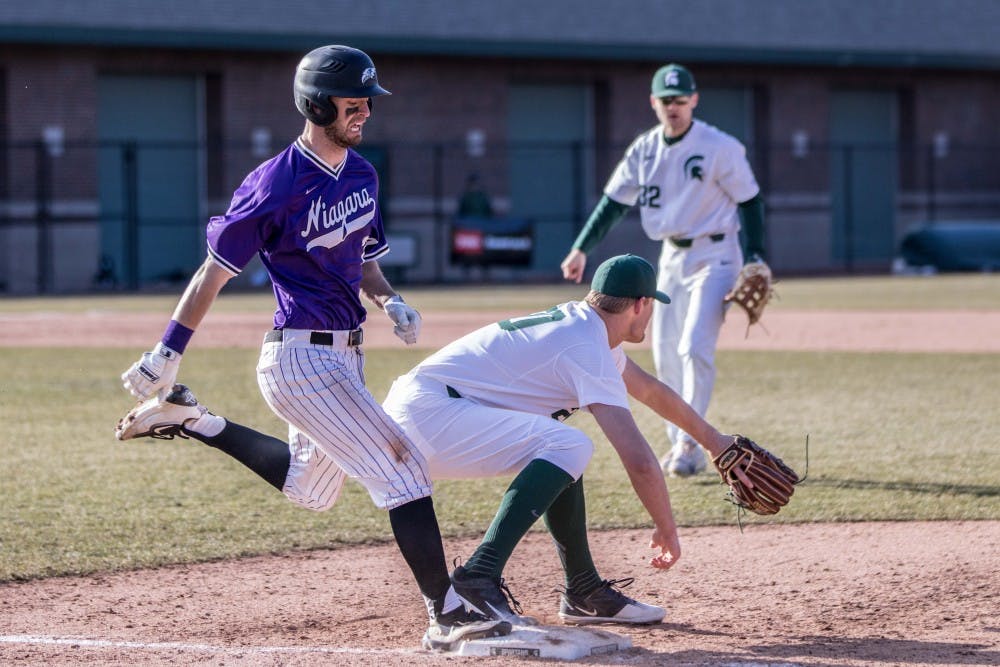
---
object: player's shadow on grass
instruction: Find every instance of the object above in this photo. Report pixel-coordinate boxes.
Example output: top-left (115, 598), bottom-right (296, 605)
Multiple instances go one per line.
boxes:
top-left (692, 475), bottom-right (999, 497)
top-left (799, 477), bottom-right (1000, 498)
top-left (630, 634), bottom-right (998, 666)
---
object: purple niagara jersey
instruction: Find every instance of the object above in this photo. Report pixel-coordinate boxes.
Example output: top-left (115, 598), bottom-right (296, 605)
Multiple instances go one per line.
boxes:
top-left (207, 138), bottom-right (390, 331)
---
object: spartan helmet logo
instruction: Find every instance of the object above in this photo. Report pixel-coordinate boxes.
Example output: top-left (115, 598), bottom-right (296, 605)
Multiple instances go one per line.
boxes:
top-left (664, 70), bottom-right (681, 87)
top-left (361, 67), bottom-right (377, 85)
top-left (683, 155), bottom-right (705, 181)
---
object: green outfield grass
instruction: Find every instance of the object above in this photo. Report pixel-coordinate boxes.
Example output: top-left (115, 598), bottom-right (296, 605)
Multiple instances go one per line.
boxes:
top-left (2, 345), bottom-right (997, 582)
top-left (1, 271), bottom-right (998, 314)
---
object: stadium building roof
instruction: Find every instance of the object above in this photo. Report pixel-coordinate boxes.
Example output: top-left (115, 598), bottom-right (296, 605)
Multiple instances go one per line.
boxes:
top-left (1, 0), bottom-right (998, 69)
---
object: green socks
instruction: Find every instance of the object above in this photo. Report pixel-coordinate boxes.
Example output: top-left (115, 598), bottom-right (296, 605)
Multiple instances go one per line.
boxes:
top-left (463, 459), bottom-right (573, 579)
top-left (545, 477), bottom-right (603, 596)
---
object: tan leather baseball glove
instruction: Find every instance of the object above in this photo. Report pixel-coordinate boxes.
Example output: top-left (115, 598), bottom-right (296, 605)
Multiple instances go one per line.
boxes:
top-left (725, 260), bottom-right (773, 326)
top-left (712, 435), bottom-right (799, 515)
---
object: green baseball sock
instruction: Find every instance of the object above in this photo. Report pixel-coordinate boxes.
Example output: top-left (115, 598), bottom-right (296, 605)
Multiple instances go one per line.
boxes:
top-left (544, 476), bottom-right (603, 596)
top-left (463, 459), bottom-right (573, 580)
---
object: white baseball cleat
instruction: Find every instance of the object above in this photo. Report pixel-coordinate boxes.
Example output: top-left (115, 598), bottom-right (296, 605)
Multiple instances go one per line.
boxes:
top-left (661, 440), bottom-right (707, 477)
top-left (558, 578), bottom-right (665, 625)
top-left (115, 384), bottom-right (206, 441)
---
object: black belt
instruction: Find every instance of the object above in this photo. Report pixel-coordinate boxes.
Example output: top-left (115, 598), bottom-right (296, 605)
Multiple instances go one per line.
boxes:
top-left (446, 385), bottom-right (462, 399)
top-left (264, 329), bottom-right (364, 346)
top-left (669, 232), bottom-right (725, 248)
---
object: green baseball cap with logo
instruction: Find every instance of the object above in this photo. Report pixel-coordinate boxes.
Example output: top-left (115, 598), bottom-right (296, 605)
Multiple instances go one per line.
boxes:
top-left (651, 63), bottom-right (696, 97)
top-left (591, 254), bottom-right (671, 304)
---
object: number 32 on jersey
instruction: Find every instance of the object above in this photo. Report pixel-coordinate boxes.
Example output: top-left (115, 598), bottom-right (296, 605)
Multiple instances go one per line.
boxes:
top-left (638, 185), bottom-right (661, 208)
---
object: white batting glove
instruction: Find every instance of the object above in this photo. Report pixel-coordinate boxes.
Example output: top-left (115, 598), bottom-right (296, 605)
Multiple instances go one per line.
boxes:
top-left (383, 295), bottom-right (421, 345)
top-left (121, 342), bottom-right (181, 400)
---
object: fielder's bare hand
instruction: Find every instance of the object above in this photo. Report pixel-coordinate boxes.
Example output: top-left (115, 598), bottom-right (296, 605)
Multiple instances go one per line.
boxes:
top-left (649, 526), bottom-right (681, 570)
top-left (384, 295), bottom-right (422, 345)
top-left (560, 249), bottom-right (587, 283)
top-left (121, 342), bottom-right (182, 400)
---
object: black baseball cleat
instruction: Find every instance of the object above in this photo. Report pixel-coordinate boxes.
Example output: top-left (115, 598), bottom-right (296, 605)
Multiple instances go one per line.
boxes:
top-left (422, 605), bottom-right (511, 651)
top-left (115, 384), bottom-right (207, 441)
top-left (450, 565), bottom-right (539, 626)
top-left (558, 578), bottom-right (665, 625)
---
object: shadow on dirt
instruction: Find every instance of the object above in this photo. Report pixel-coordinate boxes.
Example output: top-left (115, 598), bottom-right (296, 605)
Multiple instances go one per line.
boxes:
top-left (628, 631), bottom-right (998, 666)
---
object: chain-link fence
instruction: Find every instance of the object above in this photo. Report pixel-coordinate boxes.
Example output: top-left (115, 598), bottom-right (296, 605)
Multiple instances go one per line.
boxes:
top-left (1, 138), bottom-right (998, 293)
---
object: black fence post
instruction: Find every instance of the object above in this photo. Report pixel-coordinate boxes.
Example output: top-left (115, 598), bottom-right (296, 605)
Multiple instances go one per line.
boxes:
top-left (842, 145), bottom-right (854, 273)
top-left (122, 141), bottom-right (139, 290)
top-left (571, 140), bottom-right (584, 235)
top-left (432, 143), bottom-right (444, 282)
top-left (927, 142), bottom-right (937, 224)
top-left (34, 140), bottom-right (52, 293)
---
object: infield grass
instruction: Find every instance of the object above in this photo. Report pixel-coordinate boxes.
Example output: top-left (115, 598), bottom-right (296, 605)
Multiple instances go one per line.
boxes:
top-left (2, 345), bottom-right (997, 581)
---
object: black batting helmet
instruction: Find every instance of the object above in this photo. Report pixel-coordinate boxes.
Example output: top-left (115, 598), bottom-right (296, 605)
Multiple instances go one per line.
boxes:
top-left (293, 45), bottom-right (391, 126)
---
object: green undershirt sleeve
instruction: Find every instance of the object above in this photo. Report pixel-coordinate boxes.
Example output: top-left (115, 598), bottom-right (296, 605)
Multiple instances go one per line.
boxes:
top-left (737, 193), bottom-right (766, 261)
top-left (571, 195), bottom-right (631, 254)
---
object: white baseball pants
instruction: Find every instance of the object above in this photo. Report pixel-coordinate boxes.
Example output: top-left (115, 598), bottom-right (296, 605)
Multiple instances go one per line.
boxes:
top-left (652, 234), bottom-right (741, 448)
top-left (383, 372), bottom-right (594, 481)
top-left (255, 329), bottom-right (432, 510)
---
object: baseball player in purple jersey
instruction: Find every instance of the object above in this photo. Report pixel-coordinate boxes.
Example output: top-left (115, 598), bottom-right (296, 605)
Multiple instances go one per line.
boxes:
top-left (115, 45), bottom-right (508, 651)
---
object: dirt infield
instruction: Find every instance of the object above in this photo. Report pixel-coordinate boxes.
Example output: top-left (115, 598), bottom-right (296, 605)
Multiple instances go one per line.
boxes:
top-left (2, 308), bottom-right (998, 665)
top-left (3, 523), bottom-right (997, 666)
top-left (3, 307), bottom-right (1000, 352)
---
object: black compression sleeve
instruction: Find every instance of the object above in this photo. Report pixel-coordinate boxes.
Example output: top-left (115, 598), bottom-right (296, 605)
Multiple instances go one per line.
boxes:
top-left (572, 195), bottom-right (631, 254)
top-left (737, 194), bottom-right (766, 260)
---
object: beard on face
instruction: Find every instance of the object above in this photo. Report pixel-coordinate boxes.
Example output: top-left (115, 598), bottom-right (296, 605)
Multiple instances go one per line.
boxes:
top-left (324, 122), bottom-right (361, 148)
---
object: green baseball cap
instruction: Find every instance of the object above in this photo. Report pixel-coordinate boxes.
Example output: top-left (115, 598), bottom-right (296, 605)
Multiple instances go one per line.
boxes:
top-left (651, 63), bottom-right (696, 97)
top-left (591, 254), bottom-right (671, 304)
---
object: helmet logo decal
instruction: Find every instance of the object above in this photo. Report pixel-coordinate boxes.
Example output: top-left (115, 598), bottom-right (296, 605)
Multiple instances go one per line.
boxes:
top-left (361, 67), bottom-right (377, 85)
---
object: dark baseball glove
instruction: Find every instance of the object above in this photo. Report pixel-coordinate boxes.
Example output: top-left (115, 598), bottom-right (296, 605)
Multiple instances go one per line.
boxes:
top-left (725, 260), bottom-right (773, 326)
top-left (712, 435), bottom-right (799, 515)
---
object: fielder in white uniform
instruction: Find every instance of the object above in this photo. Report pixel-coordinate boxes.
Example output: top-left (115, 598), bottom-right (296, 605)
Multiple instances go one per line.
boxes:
top-left (114, 44), bottom-right (507, 651)
top-left (561, 63), bottom-right (768, 478)
top-left (119, 255), bottom-right (746, 627)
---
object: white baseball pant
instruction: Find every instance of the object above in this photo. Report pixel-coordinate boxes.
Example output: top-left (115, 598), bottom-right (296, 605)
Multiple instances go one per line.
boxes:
top-left (383, 372), bottom-right (594, 481)
top-left (652, 234), bottom-right (741, 448)
top-left (255, 328), bottom-right (432, 510)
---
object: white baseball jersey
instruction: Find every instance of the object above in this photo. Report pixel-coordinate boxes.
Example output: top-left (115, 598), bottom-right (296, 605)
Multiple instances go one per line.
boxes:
top-left (413, 301), bottom-right (629, 420)
top-left (604, 119), bottom-right (759, 241)
top-left (383, 300), bottom-right (630, 481)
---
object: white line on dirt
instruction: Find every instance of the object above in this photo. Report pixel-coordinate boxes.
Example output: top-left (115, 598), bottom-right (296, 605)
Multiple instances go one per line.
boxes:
top-left (0, 634), bottom-right (421, 658)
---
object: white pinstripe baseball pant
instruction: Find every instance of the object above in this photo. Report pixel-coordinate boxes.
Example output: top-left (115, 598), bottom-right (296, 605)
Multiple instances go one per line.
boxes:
top-left (255, 329), bottom-right (432, 510)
